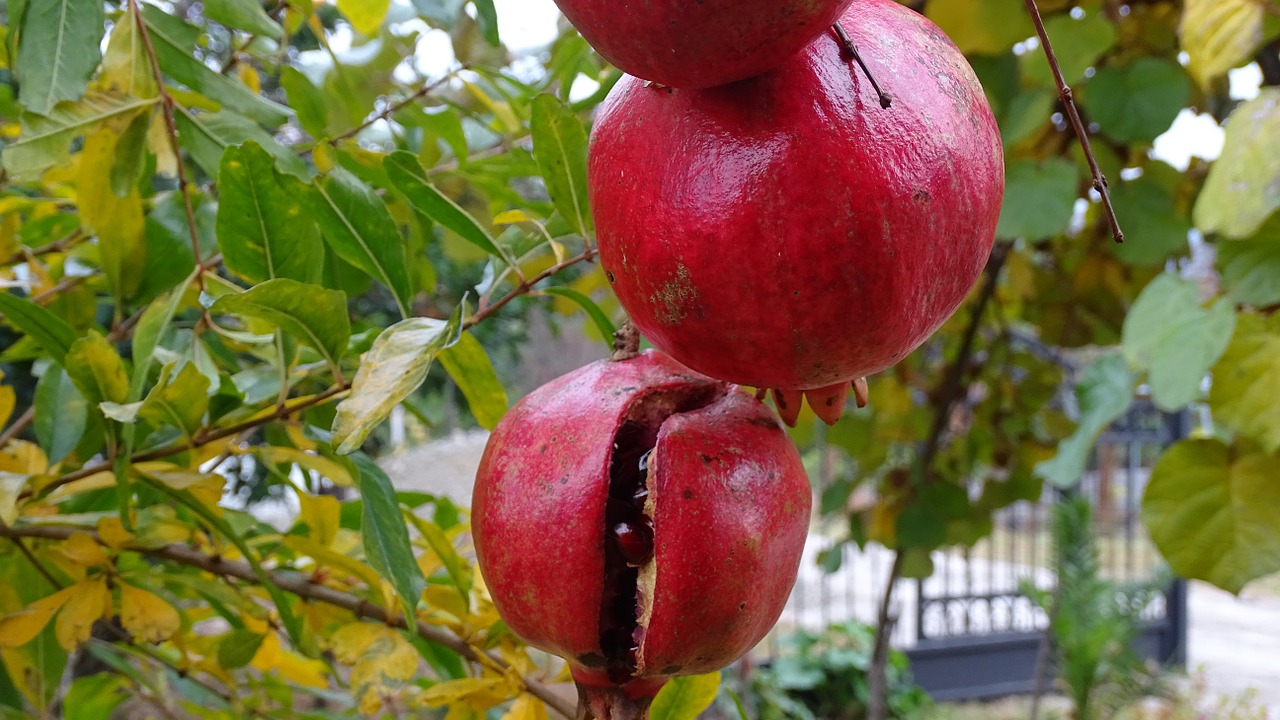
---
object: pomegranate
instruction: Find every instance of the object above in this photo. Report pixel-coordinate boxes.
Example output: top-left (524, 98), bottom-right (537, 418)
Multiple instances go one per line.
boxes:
top-left (472, 350), bottom-right (810, 719)
top-left (551, 0), bottom-right (855, 89)
top-left (589, 0), bottom-right (1005, 416)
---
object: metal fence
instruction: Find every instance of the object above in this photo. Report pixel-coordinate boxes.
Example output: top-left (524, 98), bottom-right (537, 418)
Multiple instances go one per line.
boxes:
top-left (766, 402), bottom-right (1189, 701)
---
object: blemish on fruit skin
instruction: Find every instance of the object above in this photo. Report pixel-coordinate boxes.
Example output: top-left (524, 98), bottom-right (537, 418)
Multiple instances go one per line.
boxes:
top-left (650, 264), bottom-right (696, 325)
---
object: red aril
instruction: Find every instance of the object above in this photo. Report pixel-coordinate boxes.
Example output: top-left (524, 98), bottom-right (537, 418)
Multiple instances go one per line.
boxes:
top-left (551, 0), bottom-right (855, 89)
top-left (589, 0), bottom-right (1004, 408)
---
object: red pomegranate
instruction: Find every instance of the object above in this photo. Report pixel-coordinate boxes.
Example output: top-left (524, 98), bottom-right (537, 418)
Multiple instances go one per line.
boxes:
top-left (590, 0), bottom-right (1004, 407)
top-left (551, 0), bottom-right (854, 89)
top-left (472, 350), bottom-right (810, 719)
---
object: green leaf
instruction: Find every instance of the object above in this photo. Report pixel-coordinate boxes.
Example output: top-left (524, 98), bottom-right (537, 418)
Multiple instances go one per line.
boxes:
top-left (1218, 214), bottom-right (1280, 307)
top-left (298, 167), bottom-right (414, 317)
top-left (34, 368), bottom-right (88, 464)
top-left (15, 0), bottom-right (106, 115)
top-left (138, 363), bottom-right (211, 439)
top-left (438, 332), bottom-right (507, 430)
top-left (280, 67), bottom-right (329, 138)
top-left (1142, 438), bottom-right (1280, 594)
top-left (649, 673), bottom-right (720, 720)
top-left (472, 0), bottom-right (499, 46)
top-left (1209, 312), bottom-right (1280, 453)
top-left (351, 453), bottom-right (427, 624)
top-left (217, 629), bottom-right (265, 670)
top-left (383, 151), bottom-right (506, 262)
top-left (218, 142), bottom-right (324, 284)
top-left (2, 92), bottom-right (157, 181)
top-left (131, 276), bottom-right (194, 396)
top-left (1194, 89), bottom-right (1280, 239)
top-left (1108, 168), bottom-right (1192, 266)
top-left (1023, 11), bottom-right (1117, 89)
top-left (1181, 0), bottom-right (1266, 87)
top-left (338, 0), bottom-right (391, 35)
top-left (139, 6), bottom-right (290, 127)
top-left (211, 279), bottom-right (351, 375)
top-left (203, 0), bottom-right (284, 38)
top-left (0, 293), bottom-right (78, 366)
top-left (1084, 57), bottom-right (1192, 144)
top-left (1122, 274), bottom-right (1236, 411)
top-left (110, 110), bottom-right (153, 198)
top-left (539, 286), bottom-right (617, 343)
top-left (1035, 354), bottom-right (1133, 487)
top-left (531, 94), bottom-right (592, 237)
top-left (925, 0), bottom-right (1033, 55)
top-left (62, 674), bottom-right (126, 720)
top-left (65, 332), bottom-right (130, 408)
top-left (995, 159), bottom-right (1077, 240)
top-left (332, 306), bottom-right (464, 454)
top-left (174, 109), bottom-right (311, 180)
top-left (404, 512), bottom-right (472, 610)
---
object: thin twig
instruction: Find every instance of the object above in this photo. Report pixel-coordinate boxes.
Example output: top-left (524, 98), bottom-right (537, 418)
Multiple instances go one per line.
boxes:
top-left (11, 535), bottom-right (64, 589)
top-left (326, 68), bottom-right (467, 147)
top-left (832, 23), bottom-right (892, 109)
top-left (466, 250), bottom-right (596, 329)
top-left (1022, 0), bottom-right (1124, 244)
top-left (0, 407), bottom-right (35, 449)
top-left (866, 552), bottom-right (905, 720)
top-left (0, 229), bottom-right (85, 268)
top-left (0, 523), bottom-right (576, 719)
top-left (31, 273), bottom-right (92, 304)
top-left (131, 0), bottom-right (209, 289)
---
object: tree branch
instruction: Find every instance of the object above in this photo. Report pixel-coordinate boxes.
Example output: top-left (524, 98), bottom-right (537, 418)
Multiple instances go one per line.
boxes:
top-left (0, 523), bottom-right (576, 719)
top-left (1023, 0), bottom-right (1124, 244)
top-left (466, 250), bottom-right (597, 329)
top-left (325, 68), bottom-right (468, 148)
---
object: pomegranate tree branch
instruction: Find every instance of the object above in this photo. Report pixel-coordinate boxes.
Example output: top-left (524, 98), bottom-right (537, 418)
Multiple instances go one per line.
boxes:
top-left (328, 68), bottom-right (468, 147)
top-left (1022, 0), bottom-right (1124, 244)
top-left (466, 249), bottom-right (597, 329)
top-left (0, 407), bottom-right (35, 449)
top-left (130, 0), bottom-right (209, 289)
top-left (0, 523), bottom-right (576, 719)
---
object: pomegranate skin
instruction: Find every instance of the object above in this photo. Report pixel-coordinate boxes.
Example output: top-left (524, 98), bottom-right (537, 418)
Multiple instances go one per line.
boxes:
top-left (471, 350), bottom-right (810, 688)
top-left (590, 0), bottom-right (1005, 391)
top-left (552, 0), bottom-right (855, 89)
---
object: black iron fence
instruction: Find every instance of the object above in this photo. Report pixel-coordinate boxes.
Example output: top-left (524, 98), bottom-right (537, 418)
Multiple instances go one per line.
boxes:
top-left (766, 401), bottom-right (1188, 701)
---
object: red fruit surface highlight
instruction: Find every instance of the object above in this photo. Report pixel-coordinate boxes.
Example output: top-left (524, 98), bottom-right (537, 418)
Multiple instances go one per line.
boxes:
top-left (471, 351), bottom-right (810, 715)
top-left (552, 0), bottom-right (855, 89)
top-left (590, 0), bottom-right (1004, 392)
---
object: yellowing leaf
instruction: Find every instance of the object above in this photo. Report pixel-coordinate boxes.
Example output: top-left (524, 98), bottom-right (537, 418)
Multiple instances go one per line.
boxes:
top-left (99, 6), bottom-right (158, 98)
top-left (119, 584), bottom-right (180, 644)
top-left (296, 493), bottom-right (342, 546)
top-left (649, 673), bottom-right (720, 720)
top-left (501, 693), bottom-right (549, 720)
top-left (0, 440), bottom-right (49, 475)
top-left (77, 128), bottom-right (146, 302)
top-left (237, 64), bottom-right (261, 94)
top-left (251, 632), bottom-right (329, 688)
top-left (97, 517), bottom-right (135, 550)
top-left (259, 446), bottom-right (354, 487)
top-left (1181, 0), bottom-right (1265, 87)
top-left (0, 585), bottom-right (78, 648)
top-left (0, 472), bottom-right (26, 525)
top-left (60, 532), bottom-right (110, 568)
top-left (492, 210), bottom-right (533, 225)
top-left (418, 677), bottom-right (507, 707)
top-left (337, 0), bottom-right (391, 35)
top-left (281, 536), bottom-right (385, 590)
top-left (0, 385), bottom-right (14, 428)
top-left (55, 578), bottom-right (112, 651)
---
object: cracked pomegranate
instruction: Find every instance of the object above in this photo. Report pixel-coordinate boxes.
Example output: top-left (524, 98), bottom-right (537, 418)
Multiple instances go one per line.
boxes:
top-left (550, 0), bottom-right (855, 89)
top-left (472, 351), bottom-right (810, 718)
top-left (590, 0), bottom-right (1005, 399)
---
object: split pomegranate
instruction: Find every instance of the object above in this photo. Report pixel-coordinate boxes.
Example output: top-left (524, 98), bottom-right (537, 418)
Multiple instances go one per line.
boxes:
top-left (472, 351), bottom-right (810, 719)
top-left (551, 0), bottom-right (855, 89)
top-left (590, 0), bottom-right (1005, 405)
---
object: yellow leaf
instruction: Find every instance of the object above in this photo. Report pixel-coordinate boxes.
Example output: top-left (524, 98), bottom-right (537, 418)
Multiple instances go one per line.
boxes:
top-left (260, 447), bottom-right (354, 487)
top-left (281, 536), bottom-right (385, 590)
top-left (296, 493), bottom-right (341, 546)
top-left (60, 532), bottom-right (109, 567)
top-left (1182, 0), bottom-right (1265, 87)
top-left (54, 578), bottom-right (111, 651)
top-left (0, 440), bottom-right (48, 475)
top-left (97, 517), bottom-right (135, 550)
top-left (329, 622), bottom-right (382, 663)
top-left (147, 111), bottom-right (178, 177)
top-left (99, 6), bottom-right (158, 98)
top-left (501, 694), bottom-right (549, 720)
top-left (0, 585), bottom-right (78, 648)
top-left (0, 472), bottom-right (25, 526)
top-left (237, 64), bottom-right (261, 94)
top-left (337, 0), bottom-right (391, 35)
top-left (119, 584), bottom-right (180, 644)
top-left (418, 677), bottom-right (507, 707)
top-left (251, 632), bottom-right (329, 688)
top-left (334, 622), bottom-right (419, 714)
top-left (0, 384), bottom-right (14, 428)
top-left (493, 210), bottom-right (533, 225)
top-left (77, 128), bottom-right (146, 300)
